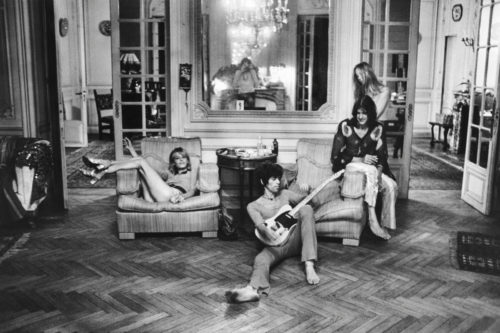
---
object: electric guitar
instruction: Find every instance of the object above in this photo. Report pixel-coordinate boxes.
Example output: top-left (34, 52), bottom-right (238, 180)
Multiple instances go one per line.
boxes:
top-left (255, 169), bottom-right (345, 246)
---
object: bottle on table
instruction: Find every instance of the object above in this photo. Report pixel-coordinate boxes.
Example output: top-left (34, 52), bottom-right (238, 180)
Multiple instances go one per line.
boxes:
top-left (272, 138), bottom-right (279, 155)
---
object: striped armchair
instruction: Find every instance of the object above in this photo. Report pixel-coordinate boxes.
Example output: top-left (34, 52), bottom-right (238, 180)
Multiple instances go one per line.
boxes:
top-left (116, 137), bottom-right (220, 239)
top-left (287, 138), bottom-right (367, 246)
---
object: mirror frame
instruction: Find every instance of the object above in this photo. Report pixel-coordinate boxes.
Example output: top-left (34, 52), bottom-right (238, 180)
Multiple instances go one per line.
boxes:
top-left (192, 0), bottom-right (336, 120)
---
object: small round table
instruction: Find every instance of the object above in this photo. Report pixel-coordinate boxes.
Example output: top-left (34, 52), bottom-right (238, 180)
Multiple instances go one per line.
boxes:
top-left (216, 148), bottom-right (277, 222)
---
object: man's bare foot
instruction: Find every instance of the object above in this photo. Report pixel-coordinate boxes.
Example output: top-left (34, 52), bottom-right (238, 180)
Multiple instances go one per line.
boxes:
top-left (368, 210), bottom-right (391, 240)
top-left (225, 285), bottom-right (259, 303)
top-left (305, 261), bottom-right (319, 285)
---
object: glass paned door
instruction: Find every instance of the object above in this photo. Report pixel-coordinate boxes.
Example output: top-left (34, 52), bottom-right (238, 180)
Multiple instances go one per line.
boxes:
top-left (362, 0), bottom-right (420, 198)
top-left (111, 0), bottom-right (170, 158)
top-left (462, 0), bottom-right (500, 215)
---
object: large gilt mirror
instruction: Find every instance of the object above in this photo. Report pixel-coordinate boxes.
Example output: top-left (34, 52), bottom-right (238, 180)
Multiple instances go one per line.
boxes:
top-left (196, 0), bottom-right (332, 116)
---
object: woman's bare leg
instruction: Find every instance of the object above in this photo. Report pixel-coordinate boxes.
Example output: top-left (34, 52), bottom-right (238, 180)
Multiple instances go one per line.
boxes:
top-left (103, 157), bottom-right (178, 202)
top-left (139, 174), bottom-right (155, 202)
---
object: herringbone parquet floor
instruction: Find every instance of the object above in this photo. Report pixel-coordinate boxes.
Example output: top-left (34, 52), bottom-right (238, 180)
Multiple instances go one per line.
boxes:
top-left (1, 187), bottom-right (500, 333)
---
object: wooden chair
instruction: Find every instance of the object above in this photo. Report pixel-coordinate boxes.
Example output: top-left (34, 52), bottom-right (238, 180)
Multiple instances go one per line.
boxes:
top-left (93, 89), bottom-right (114, 140)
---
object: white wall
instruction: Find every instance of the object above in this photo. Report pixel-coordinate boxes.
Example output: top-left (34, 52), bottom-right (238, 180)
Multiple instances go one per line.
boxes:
top-left (84, 0), bottom-right (112, 133)
top-left (414, 0), bottom-right (439, 135)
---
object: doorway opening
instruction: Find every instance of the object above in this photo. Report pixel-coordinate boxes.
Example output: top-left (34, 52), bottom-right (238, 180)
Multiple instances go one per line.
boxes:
top-left (410, 35), bottom-right (465, 191)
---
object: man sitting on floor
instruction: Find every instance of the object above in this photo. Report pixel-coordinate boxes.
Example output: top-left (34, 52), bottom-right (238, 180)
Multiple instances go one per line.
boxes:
top-left (226, 162), bottom-right (319, 303)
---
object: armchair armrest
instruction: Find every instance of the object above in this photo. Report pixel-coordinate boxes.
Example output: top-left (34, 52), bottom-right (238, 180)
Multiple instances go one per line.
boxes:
top-left (117, 169), bottom-right (140, 194)
top-left (197, 163), bottom-right (220, 193)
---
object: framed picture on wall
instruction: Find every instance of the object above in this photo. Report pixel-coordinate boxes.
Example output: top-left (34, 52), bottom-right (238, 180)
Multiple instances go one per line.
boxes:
top-left (452, 4), bottom-right (463, 22)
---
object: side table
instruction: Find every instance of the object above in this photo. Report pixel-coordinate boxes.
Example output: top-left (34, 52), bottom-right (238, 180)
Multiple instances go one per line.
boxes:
top-left (429, 121), bottom-right (452, 150)
top-left (216, 149), bottom-right (277, 222)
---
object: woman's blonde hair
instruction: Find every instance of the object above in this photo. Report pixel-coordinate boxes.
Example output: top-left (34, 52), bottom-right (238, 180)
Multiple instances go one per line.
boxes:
top-left (353, 62), bottom-right (384, 101)
top-left (168, 147), bottom-right (191, 174)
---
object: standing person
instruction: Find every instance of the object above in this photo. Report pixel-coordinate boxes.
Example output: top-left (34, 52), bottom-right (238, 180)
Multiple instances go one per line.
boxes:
top-left (353, 62), bottom-right (391, 119)
top-left (233, 57), bottom-right (260, 109)
top-left (226, 163), bottom-right (319, 303)
top-left (80, 138), bottom-right (196, 204)
top-left (330, 96), bottom-right (397, 240)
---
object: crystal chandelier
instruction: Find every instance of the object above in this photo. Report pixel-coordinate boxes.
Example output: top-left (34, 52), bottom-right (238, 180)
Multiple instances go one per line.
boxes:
top-left (224, 0), bottom-right (289, 60)
top-left (224, 0), bottom-right (290, 33)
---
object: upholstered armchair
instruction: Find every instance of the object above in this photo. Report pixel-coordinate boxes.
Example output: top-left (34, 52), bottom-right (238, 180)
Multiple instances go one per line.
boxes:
top-left (0, 136), bottom-right (53, 225)
top-left (286, 138), bottom-right (367, 246)
top-left (115, 137), bottom-right (220, 240)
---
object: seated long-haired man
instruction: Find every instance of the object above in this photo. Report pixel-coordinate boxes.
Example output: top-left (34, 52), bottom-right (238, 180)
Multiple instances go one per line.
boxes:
top-left (226, 162), bottom-right (319, 303)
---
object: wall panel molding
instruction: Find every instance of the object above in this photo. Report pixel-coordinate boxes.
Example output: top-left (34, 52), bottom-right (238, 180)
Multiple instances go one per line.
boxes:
top-left (84, 0), bottom-right (112, 87)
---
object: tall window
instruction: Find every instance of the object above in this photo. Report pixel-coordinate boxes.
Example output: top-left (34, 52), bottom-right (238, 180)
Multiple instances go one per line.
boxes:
top-left (116, 0), bottom-right (169, 139)
top-left (362, 0), bottom-right (411, 98)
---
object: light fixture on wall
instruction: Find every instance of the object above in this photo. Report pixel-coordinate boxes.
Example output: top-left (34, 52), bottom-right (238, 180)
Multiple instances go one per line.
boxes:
top-left (461, 37), bottom-right (474, 49)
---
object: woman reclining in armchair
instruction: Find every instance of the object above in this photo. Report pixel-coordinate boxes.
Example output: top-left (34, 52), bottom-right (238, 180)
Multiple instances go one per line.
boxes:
top-left (80, 138), bottom-right (196, 204)
top-left (330, 96), bottom-right (398, 240)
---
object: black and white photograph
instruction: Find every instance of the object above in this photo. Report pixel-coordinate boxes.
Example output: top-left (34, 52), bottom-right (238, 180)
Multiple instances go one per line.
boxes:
top-left (1, 0), bottom-right (500, 332)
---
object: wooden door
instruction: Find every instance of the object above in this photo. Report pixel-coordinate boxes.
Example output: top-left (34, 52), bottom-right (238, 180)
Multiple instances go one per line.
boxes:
top-left (362, 0), bottom-right (420, 199)
top-left (461, 0), bottom-right (500, 215)
top-left (110, 0), bottom-right (170, 159)
top-left (54, 0), bottom-right (88, 148)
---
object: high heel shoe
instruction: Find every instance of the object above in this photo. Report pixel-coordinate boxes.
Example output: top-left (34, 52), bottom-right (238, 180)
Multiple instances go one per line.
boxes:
top-left (82, 155), bottom-right (112, 170)
top-left (79, 167), bottom-right (105, 185)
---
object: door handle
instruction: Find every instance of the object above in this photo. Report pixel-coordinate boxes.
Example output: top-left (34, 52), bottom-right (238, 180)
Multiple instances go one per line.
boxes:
top-left (407, 103), bottom-right (413, 122)
top-left (493, 105), bottom-right (499, 137)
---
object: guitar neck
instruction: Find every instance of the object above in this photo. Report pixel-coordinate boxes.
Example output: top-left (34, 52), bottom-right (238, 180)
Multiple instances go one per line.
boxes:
top-left (288, 170), bottom-right (345, 217)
